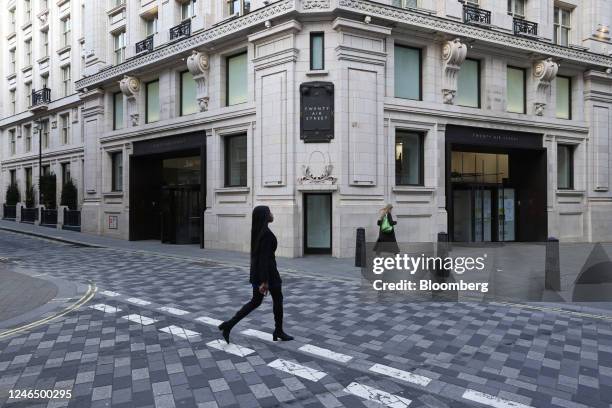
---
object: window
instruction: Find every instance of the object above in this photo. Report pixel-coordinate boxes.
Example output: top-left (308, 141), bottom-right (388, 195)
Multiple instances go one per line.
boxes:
top-left (60, 114), bottom-right (70, 144)
top-left (111, 152), bottom-right (123, 191)
top-left (61, 163), bottom-right (71, 185)
top-left (9, 130), bottom-right (16, 156)
top-left (41, 165), bottom-right (50, 176)
top-left (506, 66), bottom-right (526, 114)
top-left (309, 33), bottom-right (324, 71)
top-left (395, 131), bottom-right (424, 186)
top-left (392, 0), bottom-right (418, 8)
top-left (24, 125), bottom-right (32, 152)
top-left (145, 80), bottom-right (160, 123)
top-left (228, 0), bottom-right (240, 15)
top-left (41, 74), bottom-right (48, 89)
top-left (456, 59), bottom-right (480, 108)
top-left (394, 45), bottom-right (421, 100)
top-left (113, 31), bottom-right (126, 64)
top-left (557, 145), bottom-right (574, 189)
top-left (224, 134), bottom-right (247, 187)
top-left (24, 0), bottom-right (32, 23)
top-left (61, 17), bottom-right (71, 47)
top-left (9, 8), bottom-right (15, 33)
top-left (41, 120), bottom-right (49, 149)
top-left (114, 0), bottom-right (126, 6)
top-left (25, 40), bottom-right (32, 66)
top-left (42, 30), bottom-right (49, 57)
top-left (113, 92), bottom-right (124, 130)
top-left (145, 15), bottom-right (158, 37)
top-left (9, 49), bottom-right (16, 74)
top-left (26, 82), bottom-right (32, 107)
top-left (61, 65), bottom-right (71, 96)
top-left (41, 0), bottom-right (48, 10)
top-left (181, 0), bottom-right (197, 20)
top-left (226, 52), bottom-right (247, 106)
top-left (10, 170), bottom-right (16, 186)
top-left (554, 6), bottom-right (571, 46)
top-left (25, 168), bottom-right (32, 190)
top-left (556, 76), bottom-right (571, 119)
top-left (9, 90), bottom-right (16, 115)
top-left (180, 71), bottom-right (197, 116)
top-left (507, 0), bottom-right (524, 17)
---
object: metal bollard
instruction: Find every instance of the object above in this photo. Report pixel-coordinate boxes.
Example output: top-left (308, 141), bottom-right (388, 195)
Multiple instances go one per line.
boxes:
top-left (355, 227), bottom-right (365, 267)
top-left (545, 237), bottom-right (561, 291)
top-left (436, 232), bottom-right (450, 278)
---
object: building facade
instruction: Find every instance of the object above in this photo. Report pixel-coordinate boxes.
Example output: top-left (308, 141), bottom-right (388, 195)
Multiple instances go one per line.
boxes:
top-left (2, 0), bottom-right (612, 258)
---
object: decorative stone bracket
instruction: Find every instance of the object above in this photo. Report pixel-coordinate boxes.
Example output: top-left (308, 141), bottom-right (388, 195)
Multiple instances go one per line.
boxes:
top-left (119, 75), bottom-right (141, 126)
top-left (533, 58), bottom-right (559, 116)
top-left (298, 151), bottom-right (337, 185)
top-left (186, 50), bottom-right (210, 112)
top-left (441, 38), bottom-right (467, 104)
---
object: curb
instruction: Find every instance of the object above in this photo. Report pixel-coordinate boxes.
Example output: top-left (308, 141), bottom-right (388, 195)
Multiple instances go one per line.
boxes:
top-left (0, 226), bottom-right (100, 248)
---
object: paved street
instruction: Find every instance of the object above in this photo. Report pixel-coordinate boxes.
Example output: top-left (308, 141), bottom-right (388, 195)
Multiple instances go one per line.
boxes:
top-left (0, 231), bottom-right (611, 408)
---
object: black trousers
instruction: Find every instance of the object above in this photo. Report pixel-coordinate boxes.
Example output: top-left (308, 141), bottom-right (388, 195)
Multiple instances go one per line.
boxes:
top-left (226, 286), bottom-right (284, 331)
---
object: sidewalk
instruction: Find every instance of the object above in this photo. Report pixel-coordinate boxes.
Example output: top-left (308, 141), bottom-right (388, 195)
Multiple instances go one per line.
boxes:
top-left (0, 220), bottom-right (361, 280)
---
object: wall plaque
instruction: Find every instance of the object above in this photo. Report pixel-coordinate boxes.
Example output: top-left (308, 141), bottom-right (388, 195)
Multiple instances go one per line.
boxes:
top-left (300, 81), bottom-right (334, 143)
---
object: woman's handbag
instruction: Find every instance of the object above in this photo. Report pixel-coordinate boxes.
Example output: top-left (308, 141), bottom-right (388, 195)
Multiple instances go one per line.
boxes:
top-left (381, 214), bottom-right (393, 233)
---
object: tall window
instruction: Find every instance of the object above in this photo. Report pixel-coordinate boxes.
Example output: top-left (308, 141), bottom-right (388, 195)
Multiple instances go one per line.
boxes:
top-left (113, 31), bottom-right (126, 64)
top-left (61, 163), bottom-right (71, 185)
top-left (224, 134), bottom-right (247, 187)
top-left (456, 59), bottom-right (480, 108)
top-left (554, 6), bottom-right (571, 46)
top-left (25, 40), bottom-right (32, 65)
top-left (395, 131), bottom-right (424, 186)
top-left (394, 45), bottom-right (421, 100)
top-left (24, 0), bottom-right (32, 23)
top-left (9, 8), bottom-right (15, 33)
top-left (557, 145), bottom-right (574, 189)
top-left (42, 30), bottom-right (49, 57)
top-left (61, 17), bottom-right (71, 47)
top-left (9, 90), bottom-right (16, 115)
top-left (226, 52), bottom-right (247, 106)
top-left (181, 0), bottom-right (197, 20)
top-left (506, 66), bottom-right (526, 114)
top-left (9, 49), bottom-right (16, 74)
top-left (10, 170), bottom-right (16, 186)
top-left (25, 168), bottom-right (32, 190)
top-left (556, 76), bottom-right (571, 119)
top-left (41, 74), bottom-right (48, 89)
top-left (310, 32), bottom-right (324, 70)
top-left (60, 114), bottom-right (70, 144)
top-left (146, 80), bottom-right (160, 123)
top-left (111, 152), bottom-right (123, 191)
top-left (180, 71), bottom-right (197, 116)
top-left (392, 0), bottom-right (418, 8)
top-left (113, 92), bottom-right (124, 130)
top-left (145, 15), bottom-right (158, 37)
top-left (61, 65), bottom-right (71, 96)
top-left (9, 130), bottom-right (16, 156)
top-left (41, 120), bottom-right (49, 149)
top-left (26, 82), bottom-right (32, 107)
top-left (507, 0), bottom-right (524, 17)
top-left (24, 125), bottom-right (32, 152)
top-left (42, 0), bottom-right (48, 10)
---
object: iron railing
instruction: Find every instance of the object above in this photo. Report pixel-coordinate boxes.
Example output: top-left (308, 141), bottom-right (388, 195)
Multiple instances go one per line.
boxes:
top-left (135, 35), bottom-right (154, 54)
top-left (63, 208), bottom-right (81, 231)
top-left (513, 18), bottom-right (538, 37)
top-left (21, 207), bottom-right (38, 223)
top-left (3, 205), bottom-right (16, 220)
top-left (41, 208), bottom-right (57, 227)
top-left (32, 88), bottom-right (51, 107)
top-left (463, 4), bottom-right (491, 26)
top-left (170, 19), bottom-right (191, 40)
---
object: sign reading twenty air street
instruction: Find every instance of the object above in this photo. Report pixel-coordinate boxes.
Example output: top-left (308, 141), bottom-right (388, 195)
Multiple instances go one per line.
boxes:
top-left (300, 81), bottom-right (334, 143)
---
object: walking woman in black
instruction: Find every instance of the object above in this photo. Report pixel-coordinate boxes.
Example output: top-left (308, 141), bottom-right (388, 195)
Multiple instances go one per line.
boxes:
top-left (373, 204), bottom-right (400, 255)
top-left (218, 205), bottom-right (294, 343)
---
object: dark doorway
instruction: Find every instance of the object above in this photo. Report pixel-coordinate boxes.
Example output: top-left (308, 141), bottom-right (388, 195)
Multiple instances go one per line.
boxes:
top-left (304, 193), bottom-right (332, 254)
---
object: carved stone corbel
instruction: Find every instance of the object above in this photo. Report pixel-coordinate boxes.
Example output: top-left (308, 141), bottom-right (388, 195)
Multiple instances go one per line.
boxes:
top-left (532, 58), bottom-right (559, 116)
top-left (441, 38), bottom-right (467, 104)
top-left (186, 50), bottom-right (210, 112)
top-left (119, 75), bottom-right (141, 126)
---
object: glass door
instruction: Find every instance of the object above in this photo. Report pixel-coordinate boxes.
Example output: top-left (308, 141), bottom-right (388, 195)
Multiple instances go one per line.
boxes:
top-left (474, 187), bottom-right (492, 242)
top-left (498, 188), bottom-right (516, 241)
top-left (304, 193), bottom-right (332, 254)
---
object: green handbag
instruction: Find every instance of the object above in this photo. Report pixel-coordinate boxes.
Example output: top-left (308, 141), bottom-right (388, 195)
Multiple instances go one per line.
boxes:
top-left (381, 214), bottom-right (393, 233)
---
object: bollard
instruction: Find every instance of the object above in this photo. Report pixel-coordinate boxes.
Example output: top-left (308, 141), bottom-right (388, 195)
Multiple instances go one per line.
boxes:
top-left (436, 232), bottom-right (450, 278)
top-left (545, 237), bottom-right (561, 291)
top-left (355, 227), bottom-right (365, 267)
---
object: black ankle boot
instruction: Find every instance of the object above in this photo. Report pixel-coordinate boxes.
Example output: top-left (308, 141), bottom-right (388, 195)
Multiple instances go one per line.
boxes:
top-left (272, 330), bottom-right (294, 341)
top-left (218, 322), bottom-right (232, 344)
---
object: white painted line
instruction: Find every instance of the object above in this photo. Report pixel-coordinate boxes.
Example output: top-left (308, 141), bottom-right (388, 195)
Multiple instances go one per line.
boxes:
top-left (369, 363), bottom-right (431, 387)
top-left (100, 290), bottom-right (120, 297)
top-left (195, 316), bottom-right (224, 326)
top-left (206, 340), bottom-right (255, 357)
top-left (462, 389), bottom-right (534, 408)
top-left (241, 328), bottom-right (273, 342)
top-left (89, 304), bottom-right (122, 314)
top-left (121, 314), bottom-right (158, 326)
top-left (344, 382), bottom-right (411, 408)
top-left (159, 325), bottom-right (200, 340)
top-left (158, 306), bottom-right (190, 316)
top-left (125, 297), bottom-right (151, 306)
top-left (299, 344), bottom-right (353, 363)
top-left (268, 359), bottom-right (327, 382)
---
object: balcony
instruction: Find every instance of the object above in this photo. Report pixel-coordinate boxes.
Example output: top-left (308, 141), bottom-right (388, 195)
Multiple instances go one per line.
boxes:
top-left (513, 18), bottom-right (538, 37)
top-left (31, 87), bottom-right (51, 111)
top-left (463, 3), bottom-right (491, 27)
top-left (136, 35), bottom-right (154, 54)
top-left (169, 19), bottom-right (191, 41)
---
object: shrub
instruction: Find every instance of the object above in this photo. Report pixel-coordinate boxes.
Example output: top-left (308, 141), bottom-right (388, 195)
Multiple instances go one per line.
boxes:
top-left (60, 179), bottom-right (78, 210)
top-left (39, 173), bottom-right (57, 209)
top-left (5, 183), bottom-right (20, 206)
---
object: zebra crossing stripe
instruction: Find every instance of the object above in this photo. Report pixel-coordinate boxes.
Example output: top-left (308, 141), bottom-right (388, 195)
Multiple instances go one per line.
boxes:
top-left (369, 363), bottom-right (431, 387)
top-left (195, 316), bottom-right (224, 326)
top-left (121, 314), bottom-right (157, 326)
top-left (344, 382), bottom-right (411, 408)
top-left (159, 325), bottom-right (200, 340)
top-left (100, 290), bottom-right (120, 297)
top-left (206, 340), bottom-right (255, 357)
top-left (462, 389), bottom-right (534, 408)
top-left (268, 359), bottom-right (326, 382)
top-left (125, 297), bottom-right (151, 306)
top-left (89, 304), bottom-right (121, 313)
top-left (299, 344), bottom-right (353, 363)
top-left (241, 328), bottom-right (273, 342)
top-left (158, 306), bottom-right (190, 316)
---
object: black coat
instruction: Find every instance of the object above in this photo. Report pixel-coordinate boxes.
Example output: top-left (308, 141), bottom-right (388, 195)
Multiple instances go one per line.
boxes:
top-left (374, 213), bottom-right (399, 253)
top-left (249, 228), bottom-right (282, 286)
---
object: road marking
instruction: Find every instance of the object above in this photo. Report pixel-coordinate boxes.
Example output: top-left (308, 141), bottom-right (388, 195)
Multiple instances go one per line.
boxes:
top-left (344, 382), bottom-right (411, 407)
top-left (158, 306), bottom-right (190, 316)
top-left (462, 389), bottom-right (534, 408)
top-left (268, 359), bottom-right (327, 382)
top-left (207, 340), bottom-right (255, 357)
top-left (121, 314), bottom-right (158, 326)
top-left (125, 297), bottom-right (151, 306)
top-left (195, 316), bottom-right (224, 326)
top-left (299, 344), bottom-right (353, 363)
top-left (89, 303), bottom-right (121, 313)
top-left (369, 363), bottom-right (431, 387)
top-left (159, 325), bottom-right (200, 340)
top-left (100, 290), bottom-right (120, 297)
top-left (241, 328), bottom-right (273, 342)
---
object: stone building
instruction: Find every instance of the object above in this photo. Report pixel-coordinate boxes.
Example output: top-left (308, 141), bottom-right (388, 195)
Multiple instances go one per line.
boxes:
top-left (2, 0), bottom-right (612, 258)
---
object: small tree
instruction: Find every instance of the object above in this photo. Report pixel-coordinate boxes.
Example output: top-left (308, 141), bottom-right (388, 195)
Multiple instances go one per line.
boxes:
top-left (25, 185), bottom-right (36, 208)
top-left (5, 183), bottom-right (20, 206)
top-left (60, 179), bottom-right (78, 210)
top-left (39, 173), bottom-right (57, 209)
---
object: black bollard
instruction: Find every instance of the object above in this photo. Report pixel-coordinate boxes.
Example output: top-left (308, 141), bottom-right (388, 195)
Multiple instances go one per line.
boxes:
top-left (355, 227), bottom-right (365, 267)
top-left (545, 237), bottom-right (560, 291)
top-left (436, 232), bottom-right (450, 278)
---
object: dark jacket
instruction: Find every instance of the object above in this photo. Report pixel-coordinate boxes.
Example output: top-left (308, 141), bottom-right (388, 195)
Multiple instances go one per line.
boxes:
top-left (249, 227), bottom-right (282, 286)
top-left (374, 213), bottom-right (399, 253)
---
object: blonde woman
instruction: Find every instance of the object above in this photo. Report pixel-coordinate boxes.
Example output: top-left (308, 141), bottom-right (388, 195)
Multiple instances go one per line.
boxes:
top-left (373, 204), bottom-right (399, 254)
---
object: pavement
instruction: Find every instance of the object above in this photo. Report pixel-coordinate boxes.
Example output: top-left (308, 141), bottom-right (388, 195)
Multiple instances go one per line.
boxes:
top-left (0, 223), bottom-right (612, 407)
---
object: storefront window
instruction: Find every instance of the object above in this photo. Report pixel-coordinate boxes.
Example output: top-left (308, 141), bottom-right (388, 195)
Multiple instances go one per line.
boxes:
top-left (224, 134), bottom-right (247, 187)
top-left (395, 131), bottom-right (423, 185)
top-left (507, 66), bottom-right (525, 114)
top-left (226, 52), bottom-right (247, 106)
top-left (113, 92), bottom-right (124, 129)
top-left (557, 145), bottom-right (573, 190)
top-left (180, 71), bottom-right (198, 116)
top-left (146, 80), bottom-right (160, 123)
top-left (394, 45), bottom-right (421, 100)
top-left (556, 76), bottom-right (571, 119)
top-left (456, 59), bottom-right (480, 108)
top-left (111, 152), bottom-right (123, 191)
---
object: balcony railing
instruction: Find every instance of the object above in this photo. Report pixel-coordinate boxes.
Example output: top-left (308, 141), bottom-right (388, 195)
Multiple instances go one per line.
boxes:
top-left (463, 4), bottom-right (491, 26)
top-left (136, 35), bottom-right (154, 54)
top-left (31, 87), bottom-right (51, 107)
top-left (513, 18), bottom-right (538, 37)
top-left (170, 19), bottom-right (191, 41)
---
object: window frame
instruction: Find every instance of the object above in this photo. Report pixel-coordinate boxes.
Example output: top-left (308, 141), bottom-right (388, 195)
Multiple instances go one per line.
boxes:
top-left (9, 129), bottom-right (16, 156)
top-left (41, 30), bottom-right (49, 57)
top-left (61, 162), bottom-right (71, 185)
top-left (507, 0), bottom-right (525, 17)
top-left (113, 91), bottom-right (124, 130)
top-left (61, 65), bottom-right (71, 96)
top-left (113, 31), bottom-right (126, 64)
top-left (9, 48), bottom-right (16, 74)
top-left (555, 75), bottom-right (572, 120)
top-left (393, 44), bottom-right (423, 101)
top-left (9, 90), bottom-right (16, 115)
top-left (60, 113), bottom-right (70, 145)
top-left (394, 130), bottom-right (425, 186)
top-left (181, 0), bottom-right (197, 20)
top-left (24, 124), bottom-right (32, 152)
top-left (456, 58), bottom-right (481, 108)
top-left (111, 151), bottom-right (123, 192)
top-left (554, 6), bottom-right (571, 46)
top-left (145, 79), bottom-right (160, 123)
top-left (25, 82), bottom-right (32, 107)
top-left (557, 144), bottom-right (574, 190)
top-left (179, 70), bottom-right (198, 116)
top-left (61, 16), bottom-right (71, 47)
top-left (41, 120), bottom-right (49, 149)
top-left (506, 65), bottom-right (526, 114)
top-left (25, 39), bottom-right (32, 66)
top-left (309, 32), bottom-right (325, 71)
top-left (224, 133), bottom-right (248, 187)
top-left (24, 0), bottom-right (32, 23)
top-left (225, 51), bottom-right (248, 106)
